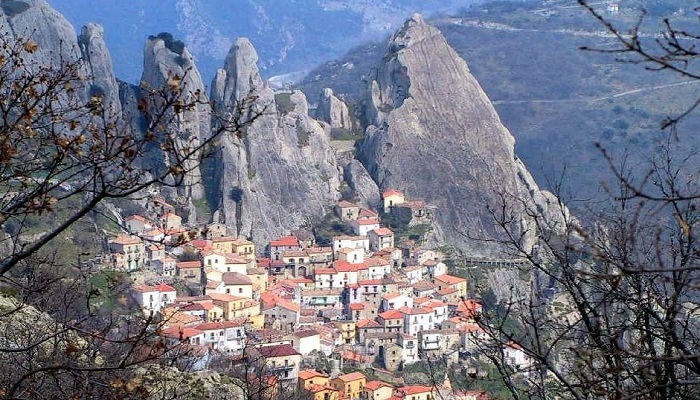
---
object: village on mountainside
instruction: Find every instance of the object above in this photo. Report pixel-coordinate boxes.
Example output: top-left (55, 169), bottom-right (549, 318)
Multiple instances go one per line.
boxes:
top-left (94, 187), bottom-right (532, 400)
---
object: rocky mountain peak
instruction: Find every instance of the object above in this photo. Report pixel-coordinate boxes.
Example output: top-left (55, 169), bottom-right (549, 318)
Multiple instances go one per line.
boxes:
top-left (359, 15), bottom-right (554, 254)
top-left (210, 40), bottom-right (340, 244)
top-left (389, 13), bottom-right (439, 51)
top-left (141, 32), bottom-right (210, 211)
top-left (78, 23), bottom-right (121, 115)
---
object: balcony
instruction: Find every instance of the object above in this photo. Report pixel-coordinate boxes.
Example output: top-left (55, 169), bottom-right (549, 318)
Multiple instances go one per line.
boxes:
top-left (423, 337), bottom-right (440, 343)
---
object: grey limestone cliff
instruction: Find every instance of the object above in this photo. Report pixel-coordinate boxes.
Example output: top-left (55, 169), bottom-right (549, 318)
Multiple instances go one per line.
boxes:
top-left (141, 33), bottom-right (209, 208)
top-left (359, 14), bottom-right (557, 254)
top-left (316, 88), bottom-right (353, 132)
top-left (343, 160), bottom-right (381, 210)
top-left (78, 23), bottom-right (121, 116)
top-left (210, 38), bottom-right (341, 244)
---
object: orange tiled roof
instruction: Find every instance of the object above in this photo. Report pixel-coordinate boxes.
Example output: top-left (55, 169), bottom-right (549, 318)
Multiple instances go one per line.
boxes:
top-left (270, 236), bottom-right (300, 247)
top-left (382, 189), bottom-right (403, 198)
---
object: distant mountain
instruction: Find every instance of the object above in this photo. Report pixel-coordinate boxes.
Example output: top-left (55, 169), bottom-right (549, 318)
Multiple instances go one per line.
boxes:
top-left (48, 0), bottom-right (481, 83)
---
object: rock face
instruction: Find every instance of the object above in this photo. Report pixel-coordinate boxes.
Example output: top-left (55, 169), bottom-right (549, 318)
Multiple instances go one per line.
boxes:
top-left (78, 23), bottom-right (121, 116)
top-left (343, 160), bottom-right (381, 210)
top-left (359, 14), bottom-right (555, 254)
top-left (316, 88), bottom-right (353, 132)
top-left (210, 38), bottom-right (341, 243)
top-left (141, 33), bottom-right (209, 205)
top-left (0, 0), bottom-right (80, 69)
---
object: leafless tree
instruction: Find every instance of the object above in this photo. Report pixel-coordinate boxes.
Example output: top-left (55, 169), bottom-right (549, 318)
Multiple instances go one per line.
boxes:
top-left (473, 3), bottom-right (700, 399)
top-left (0, 27), bottom-right (259, 399)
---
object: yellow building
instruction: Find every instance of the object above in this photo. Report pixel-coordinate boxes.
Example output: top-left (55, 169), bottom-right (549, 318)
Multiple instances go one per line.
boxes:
top-left (299, 370), bottom-right (339, 400)
top-left (364, 381), bottom-right (394, 400)
top-left (336, 320), bottom-right (356, 344)
top-left (232, 238), bottom-right (256, 259)
top-left (247, 267), bottom-right (269, 293)
top-left (331, 371), bottom-right (366, 400)
top-left (434, 274), bottom-right (468, 298)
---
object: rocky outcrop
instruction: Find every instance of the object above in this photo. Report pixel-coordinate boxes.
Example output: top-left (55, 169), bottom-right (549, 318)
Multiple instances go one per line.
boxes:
top-left (0, 0), bottom-right (81, 69)
top-left (141, 33), bottom-right (209, 207)
top-left (359, 14), bottom-right (556, 254)
top-left (210, 38), bottom-right (341, 244)
top-left (316, 88), bottom-right (353, 132)
top-left (343, 160), bottom-right (380, 210)
top-left (78, 23), bottom-right (121, 116)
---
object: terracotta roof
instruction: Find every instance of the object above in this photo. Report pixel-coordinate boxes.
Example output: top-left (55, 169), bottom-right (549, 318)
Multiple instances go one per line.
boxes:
top-left (421, 299), bottom-right (447, 310)
top-left (132, 283), bottom-right (176, 293)
top-left (358, 208), bottom-right (378, 218)
top-left (355, 218), bottom-right (380, 226)
top-left (395, 199), bottom-right (425, 209)
top-left (211, 236), bottom-right (237, 243)
top-left (207, 293), bottom-right (246, 302)
top-left (435, 274), bottom-right (467, 285)
top-left (270, 236), bottom-right (300, 247)
top-left (364, 258), bottom-right (390, 267)
top-left (177, 261), bottom-right (201, 269)
top-left (299, 369), bottom-right (327, 380)
top-left (125, 214), bottom-right (148, 222)
top-left (365, 380), bottom-right (393, 391)
top-left (275, 300), bottom-right (300, 313)
top-left (222, 272), bottom-right (252, 286)
top-left (382, 292), bottom-right (404, 300)
top-left (437, 287), bottom-right (458, 295)
top-left (358, 279), bottom-right (383, 286)
top-left (382, 189), bottom-right (403, 198)
top-left (349, 303), bottom-right (365, 310)
top-left (315, 268), bottom-right (336, 275)
top-left (413, 280), bottom-right (435, 291)
top-left (399, 385), bottom-right (433, 395)
top-left (110, 234), bottom-right (143, 246)
top-left (190, 239), bottom-right (212, 250)
top-left (282, 250), bottom-right (308, 258)
top-left (306, 247), bottom-right (333, 254)
top-left (378, 310), bottom-right (404, 320)
top-left (334, 371), bottom-right (365, 382)
top-left (356, 319), bottom-right (381, 328)
top-left (398, 306), bottom-right (432, 315)
top-left (293, 329), bottom-right (319, 338)
top-left (161, 326), bottom-right (202, 339)
top-left (195, 320), bottom-right (245, 331)
top-left (336, 200), bottom-right (357, 208)
top-left (334, 260), bottom-right (366, 272)
top-left (371, 227), bottom-right (394, 236)
top-left (162, 309), bottom-right (202, 327)
top-left (255, 344), bottom-right (299, 358)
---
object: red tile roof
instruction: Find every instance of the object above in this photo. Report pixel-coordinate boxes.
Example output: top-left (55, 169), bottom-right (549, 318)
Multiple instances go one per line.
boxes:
top-left (356, 319), bottom-right (381, 328)
top-left (222, 272), bottom-right (252, 286)
top-left (365, 380), bottom-right (393, 391)
top-left (270, 236), bottom-right (300, 247)
top-left (435, 274), bottom-right (467, 285)
top-left (382, 189), bottom-right (403, 198)
top-left (398, 385), bottom-right (433, 395)
top-left (299, 369), bottom-right (327, 380)
top-left (177, 261), bottom-right (201, 269)
top-left (349, 303), bottom-right (365, 310)
top-left (334, 371), bottom-right (365, 382)
top-left (378, 310), bottom-right (404, 320)
top-left (355, 218), bottom-right (380, 226)
top-left (132, 283), bottom-right (176, 293)
top-left (372, 227), bottom-right (394, 236)
top-left (255, 344), bottom-right (299, 358)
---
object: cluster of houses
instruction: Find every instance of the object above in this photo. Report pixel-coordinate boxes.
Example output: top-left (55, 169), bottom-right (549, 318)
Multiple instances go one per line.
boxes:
top-left (103, 191), bottom-right (529, 399)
